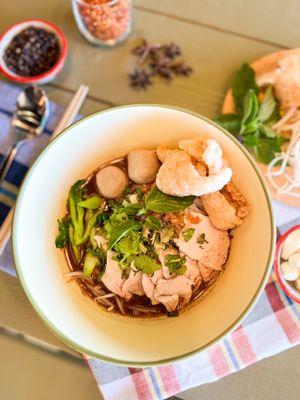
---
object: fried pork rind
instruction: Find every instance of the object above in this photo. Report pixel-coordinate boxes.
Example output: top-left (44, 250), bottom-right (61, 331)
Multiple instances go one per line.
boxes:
top-left (201, 182), bottom-right (249, 230)
top-left (156, 138), bottom-right (232, 197)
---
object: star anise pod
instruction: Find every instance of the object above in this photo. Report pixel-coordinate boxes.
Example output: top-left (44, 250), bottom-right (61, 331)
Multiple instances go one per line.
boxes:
top-left (129, 68), bottom-right (152, 89)
top-left (133, 39), bottom-right (161, 66)
top-left (171, 62), bottom-right (193, 76)
top-left (150, 57), bottom-right (174, 80)
top-left (163, 43), bottom-right (181, 59)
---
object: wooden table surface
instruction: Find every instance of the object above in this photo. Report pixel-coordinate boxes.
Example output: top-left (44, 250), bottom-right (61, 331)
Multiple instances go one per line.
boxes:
top-left (1, 0), bottom-right (299, 395)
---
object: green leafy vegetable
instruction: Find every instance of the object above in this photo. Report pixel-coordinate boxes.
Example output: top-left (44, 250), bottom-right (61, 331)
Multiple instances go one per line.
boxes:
top-left (134, 255), bottom-right (161, 274)
top-left (145, 186), bottom-right (195, 213)
top-left (253, 136), bottom-right (283, 164)
top-left (240, 89), bottom-right (259, 133)
top-left (55, 218), bottom-right (70, 248)
top-left (108, 220), bottom-right (141, 250)
top-left (164, 254), bottom-right (187, 275)
top-left (232, 63), bottom-right (258, 114)
top-left (258, 85), bottom-right (277, 123)
top-left (145, 215), bottom-right (162, 230)
top-left (214, 113), bottom-right (241, 135)
top-left (78, 195), bottom-right (103, 209)
top-left (183, 228), bottom-right (195, 242)
top-left (83, 251), bottom-right (99, 277)
top-left (83, 247), bottom-right (106, 277)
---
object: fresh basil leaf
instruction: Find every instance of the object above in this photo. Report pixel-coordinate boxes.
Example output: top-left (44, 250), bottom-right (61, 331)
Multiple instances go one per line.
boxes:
top-left (259, 124), bottom-right (277, 138)
top-left (145, 215), bottom-right (162, 230)
top-left (214, 113), bottom-right (241, 135)
top-left (78, 195), bottom-right (103, 209)
top-left (55, 217), bottom-right (70, 248)
top-left (108, 220), bottom-right (141, 250)
top-left (145, 186), bottom-right (195, 213)
top-left (134, 255), bottom-right (162, 274)
top-left (258, 86), bottom-right (277, 123)
top-left (165, 254), bottom-right (187, 275)
top-left (242, 119), bottom-right (259, 135)
top-left (243, 135), bottom-right (259, 148)
top-left (232, 64), bottom-right (258, 114)
top-left (183, 228), bottom-right (195, 242)
top-left (253, 136), bottom-right (282, 164)
top-left (240, 90), bottom-right (259, 133)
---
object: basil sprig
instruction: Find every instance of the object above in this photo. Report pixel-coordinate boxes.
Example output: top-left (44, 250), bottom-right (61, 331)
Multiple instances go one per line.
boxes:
top-left (145, 186), bottom-right (195, 213)
top-left (214, 63), bottom-right (283, 164)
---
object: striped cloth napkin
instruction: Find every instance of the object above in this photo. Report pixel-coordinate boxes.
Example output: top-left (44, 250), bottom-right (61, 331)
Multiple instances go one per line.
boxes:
top-left (0, 81), bottom-right (299, 400)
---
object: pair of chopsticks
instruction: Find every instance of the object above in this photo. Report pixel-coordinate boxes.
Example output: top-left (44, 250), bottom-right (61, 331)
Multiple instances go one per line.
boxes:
top-left (0, 84), bottom-right (89, 256)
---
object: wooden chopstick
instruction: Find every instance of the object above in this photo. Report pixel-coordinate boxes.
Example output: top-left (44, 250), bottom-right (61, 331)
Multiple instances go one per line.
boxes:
top-left (0, 84), bottom-right (89, 256)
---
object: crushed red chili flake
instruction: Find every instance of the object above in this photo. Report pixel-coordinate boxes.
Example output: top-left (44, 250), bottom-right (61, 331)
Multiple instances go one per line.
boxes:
top-left (75, 0), bottom-right (131, 44)
top-left (4, 26), bottom-right (60, 77)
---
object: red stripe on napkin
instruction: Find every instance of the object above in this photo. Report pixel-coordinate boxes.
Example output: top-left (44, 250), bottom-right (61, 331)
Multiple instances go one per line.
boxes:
top-left (208, 344), bottom-right (231, 377)
top-left (265, 282), bottom-right (300, 343)
top-left (158, 365), bottom-right (180, 396)
top-left (128, 368), bottom-right (152, 400)
top-left (231, 328), bottom-right (256, 365)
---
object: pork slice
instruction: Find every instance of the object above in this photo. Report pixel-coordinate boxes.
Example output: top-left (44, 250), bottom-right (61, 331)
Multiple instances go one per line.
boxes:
top-left (184, 255), bottom-right (202, 288)
top-left (122, 264), bottom-right (144, 296)
top-left (101, 250), bottom-right (131, 300)
top-left (198, 262), bottom-right (219, 285)
top-left (154, 275), bottom-right (194, 308)
top-left (142, 269), bottom-right (163, 305)
top-left (157, 294), bottom-right (179, 312)
top-left (175, 205), bottom-right (230, 270)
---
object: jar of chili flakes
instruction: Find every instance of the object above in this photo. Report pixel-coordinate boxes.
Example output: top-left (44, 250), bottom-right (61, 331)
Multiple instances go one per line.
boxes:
top-left (72, 0), bottom-right (132, 47)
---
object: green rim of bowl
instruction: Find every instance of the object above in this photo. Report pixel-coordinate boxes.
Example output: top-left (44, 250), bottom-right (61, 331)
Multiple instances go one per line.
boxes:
top-left (12, 104), bottom-right (276, 366)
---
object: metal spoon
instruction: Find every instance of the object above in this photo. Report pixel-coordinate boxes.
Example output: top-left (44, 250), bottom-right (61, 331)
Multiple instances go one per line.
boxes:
top-left (0, 86), bottom-right (49, 183)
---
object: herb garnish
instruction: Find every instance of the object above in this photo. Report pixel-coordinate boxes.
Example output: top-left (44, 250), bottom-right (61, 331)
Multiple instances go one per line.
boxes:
top-left (134, 255), bottom-right (162, 274)
top-left (145, 186), bottom-right (195, 213)
top-left (183, 228), bottom-right (195, 242)
top-left (214, 63), bottom-right (283, 164)
top-left (164, 254), bottom-right (187, 275)
top-left (55, 217), bottom-right (70, 248)
top-left (197, 233), bottom-right (209, 248)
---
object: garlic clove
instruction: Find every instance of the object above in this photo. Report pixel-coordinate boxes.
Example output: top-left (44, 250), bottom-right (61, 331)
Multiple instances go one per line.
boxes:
top-left (281, 230), bottom-right (300, 260)
top-left (280, 261), bottom-right (300, 281)
top-left (289, 253), bottom-right (300, 268)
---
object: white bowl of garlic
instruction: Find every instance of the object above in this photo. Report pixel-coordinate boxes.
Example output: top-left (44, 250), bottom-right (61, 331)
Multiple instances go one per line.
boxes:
top-left (275, 225), bottom-right (300, 303)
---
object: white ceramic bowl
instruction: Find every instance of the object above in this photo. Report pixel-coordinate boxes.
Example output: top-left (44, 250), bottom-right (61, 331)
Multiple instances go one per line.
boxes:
top-left (0, 19), bottom-right (67, 84)
top-left (13, 106), bottom-right (275, 366)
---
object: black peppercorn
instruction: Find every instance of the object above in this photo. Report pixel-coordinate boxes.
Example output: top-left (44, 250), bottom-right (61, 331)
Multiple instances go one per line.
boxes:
top-left (4, 26), bottom-right (60, 77)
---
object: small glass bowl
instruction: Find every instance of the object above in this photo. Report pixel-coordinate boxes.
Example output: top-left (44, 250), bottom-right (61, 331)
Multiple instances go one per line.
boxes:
top-left (72, 0), bottom-right (132, 47)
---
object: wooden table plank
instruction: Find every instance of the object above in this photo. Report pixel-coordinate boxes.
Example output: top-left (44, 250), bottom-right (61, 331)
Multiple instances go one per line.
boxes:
top-left (136, 0), bottom-right (299, 48)
top-left (2, 2), bottom-right (281, 118)
top-left (0, 271), bottom-right (78, 355)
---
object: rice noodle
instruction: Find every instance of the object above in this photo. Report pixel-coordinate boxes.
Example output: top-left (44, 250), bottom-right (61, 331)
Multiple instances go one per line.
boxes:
top-left (127, 305), bottom-right (160, 313)
top-left (115, 296), bottom-right (126, 315)
top-left (94, 296), bottom-right (113, 307)
top-left (97, 293), bottom-right (116, 299)
top-left (64, 271), bottom-right (93, 283)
